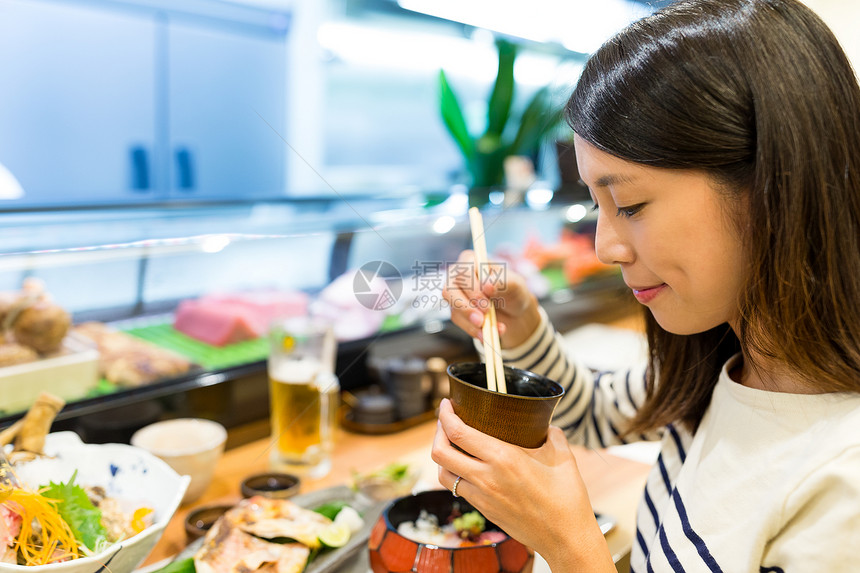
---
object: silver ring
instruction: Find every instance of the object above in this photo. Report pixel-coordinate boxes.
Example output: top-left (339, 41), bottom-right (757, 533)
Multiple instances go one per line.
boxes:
top-left (452, 475), bottom-right (462, 498)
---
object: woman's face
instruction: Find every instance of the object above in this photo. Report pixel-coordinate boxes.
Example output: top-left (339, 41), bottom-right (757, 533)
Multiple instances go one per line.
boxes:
top-left (574, 136), bottom-right (746, 335)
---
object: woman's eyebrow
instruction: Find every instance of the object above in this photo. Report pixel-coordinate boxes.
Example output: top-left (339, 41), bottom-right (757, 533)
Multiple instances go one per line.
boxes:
top-left (594, 173), bottom-right (637, 187)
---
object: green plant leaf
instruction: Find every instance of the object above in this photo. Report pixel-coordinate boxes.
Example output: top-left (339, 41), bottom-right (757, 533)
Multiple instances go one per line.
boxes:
top-left (476, 133), bottom-right (503, 154)
top-left (512, 86), bottom-right (565, 156)
top-left (486, 39), bottom-right (516, 138)
top-left (439, 70), bottom-right (475, 162)
top-left (472, 141), bottom-right (509, 189)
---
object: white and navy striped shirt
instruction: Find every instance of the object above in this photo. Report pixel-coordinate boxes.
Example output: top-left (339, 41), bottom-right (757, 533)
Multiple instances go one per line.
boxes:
top-left (491, 310), bottom-right (860, 572)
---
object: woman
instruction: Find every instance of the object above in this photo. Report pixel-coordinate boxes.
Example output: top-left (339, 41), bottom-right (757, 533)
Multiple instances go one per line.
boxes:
top-left (434, 0), bottom-right (860, 571)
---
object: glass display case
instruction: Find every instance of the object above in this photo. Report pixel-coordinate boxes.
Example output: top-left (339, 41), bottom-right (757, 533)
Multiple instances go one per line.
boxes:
top-left (0, 195), bottom-right (634, 441)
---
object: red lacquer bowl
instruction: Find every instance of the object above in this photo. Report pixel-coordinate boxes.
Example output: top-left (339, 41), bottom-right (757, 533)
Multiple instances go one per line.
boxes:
top-left (369, 489), bottom-right (533, 573)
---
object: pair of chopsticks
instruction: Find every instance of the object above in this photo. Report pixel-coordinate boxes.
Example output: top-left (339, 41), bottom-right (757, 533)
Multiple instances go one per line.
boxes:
top-left (468, 207), bottom-right (507, 394)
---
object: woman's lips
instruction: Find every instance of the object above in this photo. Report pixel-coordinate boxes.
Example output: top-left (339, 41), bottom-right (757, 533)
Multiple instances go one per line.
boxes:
top-left (631, 284), bottom-right (667, 304)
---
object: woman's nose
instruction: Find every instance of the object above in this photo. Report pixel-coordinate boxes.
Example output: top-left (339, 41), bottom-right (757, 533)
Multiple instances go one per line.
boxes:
top-left (594, 214), bottom-right (634, 266)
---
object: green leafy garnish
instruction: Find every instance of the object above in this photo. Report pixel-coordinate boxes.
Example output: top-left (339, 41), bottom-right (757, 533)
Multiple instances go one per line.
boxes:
top-left (313, 501), bottom-right (350, 521)
top-left (377, 462), bottom-right (411, 482)
top-left (153, 556), bottom-right (196, 573)
top-left (453, 511), bottom-right (486, 540)
top-left (306, 547), bottom-right (321, 566)
top-left (351, 461), bottom-right (412, 487)
top-left (41, 470), bottom-right (109, 552)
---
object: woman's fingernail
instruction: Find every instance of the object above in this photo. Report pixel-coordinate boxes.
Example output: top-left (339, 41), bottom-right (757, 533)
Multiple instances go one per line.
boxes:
top-left (469, 311), bottom-right (483, 327)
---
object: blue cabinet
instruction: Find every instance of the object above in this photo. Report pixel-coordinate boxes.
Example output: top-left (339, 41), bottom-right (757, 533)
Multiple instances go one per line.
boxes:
top-left (0, 0), bottom-right (288, 207)
top-left (0, 0), bottom-right (159, 204)
top-left (167, 17), bottom-right (286, 199)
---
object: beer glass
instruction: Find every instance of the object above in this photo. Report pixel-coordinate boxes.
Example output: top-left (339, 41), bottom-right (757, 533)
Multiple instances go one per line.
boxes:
top-left (268, 317), bottom-right (338, 478)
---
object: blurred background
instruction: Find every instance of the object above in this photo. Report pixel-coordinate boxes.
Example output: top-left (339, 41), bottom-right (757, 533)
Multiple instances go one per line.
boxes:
top-left (0, 0), bottom-right (856, 439)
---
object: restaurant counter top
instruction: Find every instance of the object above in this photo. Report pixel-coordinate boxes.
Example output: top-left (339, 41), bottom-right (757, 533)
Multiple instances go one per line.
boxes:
top-left (144, 418), bottom-right (652, 571)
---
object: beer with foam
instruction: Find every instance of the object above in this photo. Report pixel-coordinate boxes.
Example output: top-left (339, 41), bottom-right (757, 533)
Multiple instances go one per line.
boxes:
top-left (268, 320), bottom-right (338, 478)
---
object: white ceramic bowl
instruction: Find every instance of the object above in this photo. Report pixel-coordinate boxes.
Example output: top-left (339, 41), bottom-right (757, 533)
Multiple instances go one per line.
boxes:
top-left (131, 418), bottom-right (226, 505)
top-left (4, 431), bottom-right (190, 573)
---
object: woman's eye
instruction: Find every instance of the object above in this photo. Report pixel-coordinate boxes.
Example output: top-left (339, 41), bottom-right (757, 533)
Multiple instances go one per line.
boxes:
top-left (616, 204), bottom-right (644, 218)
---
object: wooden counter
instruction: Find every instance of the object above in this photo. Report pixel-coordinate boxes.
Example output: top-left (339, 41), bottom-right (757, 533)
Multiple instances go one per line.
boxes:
top-left (144, 420), bottom-right (651, 569)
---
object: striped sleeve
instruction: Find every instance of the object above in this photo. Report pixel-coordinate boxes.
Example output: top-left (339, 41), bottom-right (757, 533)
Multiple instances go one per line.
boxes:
top-left (479, 308), bottom-right (661, 448)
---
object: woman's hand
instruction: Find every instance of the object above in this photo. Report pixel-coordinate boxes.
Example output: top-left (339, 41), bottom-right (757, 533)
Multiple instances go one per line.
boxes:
top-left (431, 400), bottom-right (615, 572)
top-left (442, 250), bottom-right (541, 348)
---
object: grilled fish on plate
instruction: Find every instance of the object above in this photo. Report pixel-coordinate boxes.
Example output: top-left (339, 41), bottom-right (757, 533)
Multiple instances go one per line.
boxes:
top-left (194, 495), bottom-right (331, 573)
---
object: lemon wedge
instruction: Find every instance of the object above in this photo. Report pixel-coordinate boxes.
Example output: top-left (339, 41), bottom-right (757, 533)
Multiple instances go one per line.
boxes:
top-left (318, 522), bottom-right (351, 548)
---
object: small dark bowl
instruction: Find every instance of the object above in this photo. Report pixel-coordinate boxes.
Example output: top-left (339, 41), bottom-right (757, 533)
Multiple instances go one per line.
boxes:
top-left (240, 472), bottom-right (301, 499)
top-left (369, 489), bottom-right (533, 573)
top-left (447, 362), bottom-right (564, 448)
top-left (184, 503), bottom-right (233, 541)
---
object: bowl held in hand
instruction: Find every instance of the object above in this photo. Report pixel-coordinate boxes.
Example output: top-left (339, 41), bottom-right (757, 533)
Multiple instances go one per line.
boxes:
top-left (447, 362), bottom-right (564, 448)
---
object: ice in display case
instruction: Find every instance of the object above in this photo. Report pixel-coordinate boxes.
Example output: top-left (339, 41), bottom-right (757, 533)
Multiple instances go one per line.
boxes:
top-left (0, 197), bottom-right (633, 437)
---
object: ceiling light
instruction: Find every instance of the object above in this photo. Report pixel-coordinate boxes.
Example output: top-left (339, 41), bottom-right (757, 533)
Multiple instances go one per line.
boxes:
top-left (565, 204), bottom-right (588, 223)
top-left (432, 215), bottom-right (457, 234)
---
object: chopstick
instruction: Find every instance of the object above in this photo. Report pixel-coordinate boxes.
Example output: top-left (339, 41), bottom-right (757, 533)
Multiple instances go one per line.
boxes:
top-left (468, 207), bottom-right (507, 394)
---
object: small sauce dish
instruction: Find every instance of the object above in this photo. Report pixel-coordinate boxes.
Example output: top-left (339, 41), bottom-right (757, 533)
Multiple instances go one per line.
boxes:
top-left (184, 503), bottom-right (233, 541)
top-left (240, 472), bottom-right (301, 499)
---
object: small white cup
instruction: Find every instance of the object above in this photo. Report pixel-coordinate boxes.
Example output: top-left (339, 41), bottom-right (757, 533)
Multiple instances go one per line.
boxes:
top-left (131, 418), bottom-right (226, 505)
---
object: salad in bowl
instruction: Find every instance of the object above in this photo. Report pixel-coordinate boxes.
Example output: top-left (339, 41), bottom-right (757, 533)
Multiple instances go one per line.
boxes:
top-left (1, 431), bottom-right (189, 572)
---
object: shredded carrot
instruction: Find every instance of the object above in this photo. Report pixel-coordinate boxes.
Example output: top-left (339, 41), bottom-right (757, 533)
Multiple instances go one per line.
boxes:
top-left (0, 485), bottom-right (80, 565)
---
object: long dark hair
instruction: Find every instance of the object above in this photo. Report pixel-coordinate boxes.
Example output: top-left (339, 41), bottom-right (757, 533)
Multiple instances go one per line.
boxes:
top-left (567, 0), bottom-right (860, 433)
